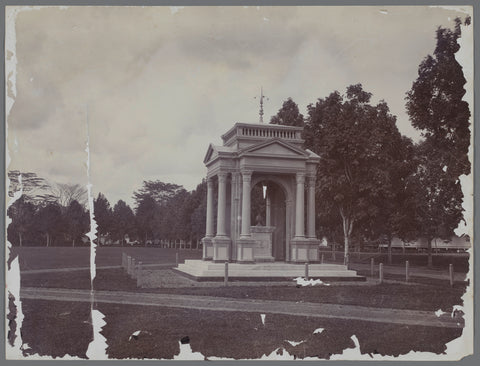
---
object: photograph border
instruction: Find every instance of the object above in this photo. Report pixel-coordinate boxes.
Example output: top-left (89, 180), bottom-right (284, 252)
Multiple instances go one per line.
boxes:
top-left (1, 0), bottom-right (478, 364)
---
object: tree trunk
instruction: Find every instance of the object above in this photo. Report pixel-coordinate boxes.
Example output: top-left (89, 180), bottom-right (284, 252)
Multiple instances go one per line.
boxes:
top-left (344, 234), bottom-right (350, 266)
top-left (72, 239), bottom-right (75, 247)
top-left (19, 232), bottom-right (23, 247)
top-left (427, 238), bottom-right (433, 268)
top-left (341, 214), bottom-right (354, 267)
top-left (46, 233), bottom-right (50, 247)
top-left (387, 235), bottom-right (393, 265)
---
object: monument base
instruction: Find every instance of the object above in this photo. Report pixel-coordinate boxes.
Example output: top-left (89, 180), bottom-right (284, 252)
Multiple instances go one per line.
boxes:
top-left (236, 237), bottom-right (256, 263)
top-left (290, 237), bottom-right (320, 263)
top-left (201, 237), bottom-right (214, 260)
top-left (175, 260), bottom-right (365, 282)
top-left (212, 236), bottom-right (231, 262)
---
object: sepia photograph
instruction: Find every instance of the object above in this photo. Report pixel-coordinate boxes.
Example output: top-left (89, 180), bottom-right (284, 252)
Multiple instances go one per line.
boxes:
top-left (4, 4), bottom-right (474, 361)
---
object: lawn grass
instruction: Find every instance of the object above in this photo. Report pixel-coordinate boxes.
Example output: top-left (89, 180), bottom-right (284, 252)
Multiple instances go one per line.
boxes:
top-left (20, 299), bottom-right (93, 359)
top-left (21, 268), bottom-right (465, 312)
top-left (16, 295), bottom-right (465, 360)
top-left (97, 303), bottom-right (462, 359)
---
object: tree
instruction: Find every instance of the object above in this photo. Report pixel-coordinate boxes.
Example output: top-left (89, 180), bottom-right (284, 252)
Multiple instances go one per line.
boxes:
top-left (112, 200), bottom-right (135, 245)
top-left (405, 18), bottom-right (471, 267)
top-left (304, 84), bottom-right (408, 265)
top-left (135, 195), bottom-right (157, 244)
top-left (65, 200), bottom-right (89, 246)
top-left (37, 203), bottom-right (63, 246)
top-left (7, 170), bottom-right (56, 204)
top-left (133, 180), bottom-right (184, 208)
top-left (270, 98), bottom-right (304, 127)
top-left (50, 183), bottom-right (88, 208)
top-left (7, 196), bottom-right (36, 246)
top-left (369, 136), bottom-right (419, 264)
top-left (93, 193), bottom-right (113, 240)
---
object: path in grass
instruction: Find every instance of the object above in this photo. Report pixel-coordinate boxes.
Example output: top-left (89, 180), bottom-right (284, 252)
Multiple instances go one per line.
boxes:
top-left (20, 287), bottom-right (463, 329)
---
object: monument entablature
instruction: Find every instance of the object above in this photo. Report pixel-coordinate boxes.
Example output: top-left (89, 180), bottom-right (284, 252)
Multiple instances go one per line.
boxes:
top-left (202, 122), bottom-right (321, 263)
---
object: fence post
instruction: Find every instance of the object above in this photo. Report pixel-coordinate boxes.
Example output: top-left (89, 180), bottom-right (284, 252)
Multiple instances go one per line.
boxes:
top-left (224, 262), bottom-right (229, 287)
top-left (305, 262), bottom-right (309, 280)
top-left (370, 258), bottom-right (374, 277)
top-left (136, 261), bottom-right (143, 287)
top-left (127, 256), bottom-right (131, 275)
top-left (321, 254), bottom-right (324, 264)
top-left (175, 252), bottom-right (179, 267)
top-left (121, 253), bottom-right (125, 270)
top-left (449, 264), bottom-right (454, 287)
top-left (131, 258), bottom-right (136, 279)
top-left (406, 261), bottom-right (410, 283)
top-left (379, 263), bottom-right (384, 284)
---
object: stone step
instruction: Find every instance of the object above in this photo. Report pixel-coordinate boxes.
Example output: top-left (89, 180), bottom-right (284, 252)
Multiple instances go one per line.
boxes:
top-left (182, 260), bottom-right (347, 271)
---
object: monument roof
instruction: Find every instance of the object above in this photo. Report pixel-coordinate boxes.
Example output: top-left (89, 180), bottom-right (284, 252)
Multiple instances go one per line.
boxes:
top-left (221, 122), bottom-right (303, 147)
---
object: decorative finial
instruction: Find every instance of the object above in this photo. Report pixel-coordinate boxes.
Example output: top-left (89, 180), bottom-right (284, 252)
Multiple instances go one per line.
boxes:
top-left (254, 86), bottom-right (269, 123)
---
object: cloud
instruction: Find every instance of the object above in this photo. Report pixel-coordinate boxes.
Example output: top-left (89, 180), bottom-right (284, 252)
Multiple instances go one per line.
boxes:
top-left (6, 6), bottom-right (470, 207)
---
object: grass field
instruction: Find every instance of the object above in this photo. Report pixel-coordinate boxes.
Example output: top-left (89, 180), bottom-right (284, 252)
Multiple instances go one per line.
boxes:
top-left (10, 247), bottom-right (470, 359)
top-left (19, 299), bottom-right (461, 360)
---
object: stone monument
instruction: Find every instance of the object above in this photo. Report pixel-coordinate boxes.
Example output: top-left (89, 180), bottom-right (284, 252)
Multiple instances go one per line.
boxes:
top-left (176, 121), bottom-right (364, 281)
top-left (201, 122), bottom-right (321, 263)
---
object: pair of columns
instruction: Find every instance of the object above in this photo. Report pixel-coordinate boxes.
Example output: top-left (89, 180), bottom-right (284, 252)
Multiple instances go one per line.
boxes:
top-left (205, 171), bottom-right (317, 240)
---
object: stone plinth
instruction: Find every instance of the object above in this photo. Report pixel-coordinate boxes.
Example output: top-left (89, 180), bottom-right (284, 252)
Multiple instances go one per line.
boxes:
top-left (202, 237), bottom-right (214, 260)
top-left (176, 260), bottom-right (365, 281)
top-left (237, 238), bottom-right (256, 263)
top-left (290, 238), bottom-right (320, 263)
top-left (212, 237), bottom-right (231, 262)
top-left (251, 226), bottom-right (275, 262)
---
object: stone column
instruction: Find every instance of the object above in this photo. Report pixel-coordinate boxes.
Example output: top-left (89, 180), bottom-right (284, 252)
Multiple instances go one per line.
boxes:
top-left (294, 173), bottom-right (305, 238)
top-left (216, 172), bottom-right (228, 237)
top-left (240, 170), bottom-right (252, 238)
top-left (266, 189), bottom-right (271, 227)
top-left (205, 177), bottom-right (214, 237)
top-left (307, 174), bottom-right (316, 238)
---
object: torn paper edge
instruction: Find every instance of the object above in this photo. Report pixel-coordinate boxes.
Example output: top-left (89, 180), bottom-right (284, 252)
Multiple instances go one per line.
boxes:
top-left (5, 6), bottom-right (25, 360)
top-left (83, 105), bottom-right (108, 360)
top-left (3, 5), bottom-right (475, 361)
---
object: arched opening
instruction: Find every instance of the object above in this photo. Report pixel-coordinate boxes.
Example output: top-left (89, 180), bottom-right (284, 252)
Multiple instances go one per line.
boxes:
top-left (251, 180), bottom-right (287, 261)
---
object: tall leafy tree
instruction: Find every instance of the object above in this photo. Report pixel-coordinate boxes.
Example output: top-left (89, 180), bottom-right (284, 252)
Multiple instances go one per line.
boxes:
top-left (136, 195), bottom-right (158, 243)
top-left (270, 98), bottom-right (304, 127)
top-left (37, 203), bottom-right (63, 246)
top-left (304, 84), bottom-right (407, 265)
top-left (405, 17), bottom-right (471, 267)
top-left (7, 196), bottom-right (36, 247)
top-left (133, 180), bottom-right (184, 208)
top-left (7, 170), bottom-right (56, 204)
top-left (93, 193), bottom-right (113, 240)
top-left (65, 200), bottom-right (89, 246)
top-left (112, 200), bottom-right (136, 245)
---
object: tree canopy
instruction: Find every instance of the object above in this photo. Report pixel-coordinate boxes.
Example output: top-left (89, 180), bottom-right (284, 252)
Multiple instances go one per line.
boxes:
top-left (270, 98), bottom-right (304, 127)
top-left (304, 84), bottom-right (410, 264)
top-left (405, 17), bottom-right (471, 267)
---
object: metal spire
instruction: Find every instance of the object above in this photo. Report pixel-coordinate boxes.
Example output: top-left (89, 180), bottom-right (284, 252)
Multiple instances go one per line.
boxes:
top-left (254, 86), bottom-right (269, 123)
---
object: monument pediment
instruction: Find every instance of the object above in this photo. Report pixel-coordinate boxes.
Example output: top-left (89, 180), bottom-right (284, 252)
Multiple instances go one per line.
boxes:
top-left (203, 144), bottom-right (235, 164)
top-left (239, 138), bottom-right (309, 158)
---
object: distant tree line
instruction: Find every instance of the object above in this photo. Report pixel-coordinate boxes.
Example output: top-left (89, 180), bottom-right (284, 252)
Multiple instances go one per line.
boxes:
top-left (7, 171), bottom-right (90, 247)
top-left (7, 172), bottom-right (208, 248)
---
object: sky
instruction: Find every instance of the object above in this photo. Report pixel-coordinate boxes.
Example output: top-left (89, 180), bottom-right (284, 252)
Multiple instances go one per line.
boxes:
top-left (5, 5), bottom-right (473, 208)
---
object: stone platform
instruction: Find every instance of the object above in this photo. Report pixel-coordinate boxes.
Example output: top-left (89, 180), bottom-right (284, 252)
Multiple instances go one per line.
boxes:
top-left (175, 260), bottom-right (365, 282)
